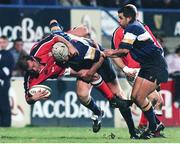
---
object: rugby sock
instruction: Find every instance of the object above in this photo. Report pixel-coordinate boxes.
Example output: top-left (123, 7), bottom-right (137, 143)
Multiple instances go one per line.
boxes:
top-left (155, 115), bottom-right (162, 124)
top-left (82, 97), bottom-right (101, 116)
top-left (138, 113), bottom-right (162, 127)
top-left (143, 106), bottom-right (157, 131)
top-left (91, 76), bottom-right (114, 100)
top-left (155, 110), bottom-right (163, 124)
top-left (119, 107), bottom-right (136, 135)
top-left (139, 113), bottom-right (148, 127)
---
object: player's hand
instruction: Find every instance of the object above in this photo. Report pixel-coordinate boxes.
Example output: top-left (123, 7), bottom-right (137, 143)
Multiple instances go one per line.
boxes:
top-left (103, 49), bottom-right (114, 57)
top-left (31, 90), bottom-right (49, 101)
top-left (77, 69), bottom-right (93, 82)
top-left (69, 46), bottom-right (79, 57)
top-left (123, 66), bottom-right (137, 78)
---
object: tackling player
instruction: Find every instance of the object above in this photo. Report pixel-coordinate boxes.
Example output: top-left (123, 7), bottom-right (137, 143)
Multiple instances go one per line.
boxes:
top-left (49, 19), bottom-right (140, 139)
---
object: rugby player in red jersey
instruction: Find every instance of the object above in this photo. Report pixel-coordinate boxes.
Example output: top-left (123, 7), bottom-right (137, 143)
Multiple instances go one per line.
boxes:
top-left (23, 34), bottom-right (79, 104)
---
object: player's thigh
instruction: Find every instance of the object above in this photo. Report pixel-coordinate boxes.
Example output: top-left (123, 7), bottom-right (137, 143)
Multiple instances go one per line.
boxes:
top-left (131, 76), bottom-right (143, 99)
top-left (133, 65), bottom-right (163, 100)
top-left (132, 77), bottom-right (157, 105)
top-left (76, 80), bottom-right (92, 97)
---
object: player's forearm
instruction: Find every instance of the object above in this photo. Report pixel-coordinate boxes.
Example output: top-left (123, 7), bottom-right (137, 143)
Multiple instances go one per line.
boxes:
top-left (113, 49), bottom-right (129, 56)
top-left (69, 68), bottom-right (80, 77)
top-left (112, 57), bottom-right (126, 69)
top-left (105, 48), bottom-right (129, 57)
top-left (56, 35), bottom-right (72, 47)
top-left (88, 55), bottom-right (104, 76)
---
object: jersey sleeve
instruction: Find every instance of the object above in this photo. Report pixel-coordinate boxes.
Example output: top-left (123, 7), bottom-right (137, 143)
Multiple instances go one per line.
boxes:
top-left (119, 25), bottom-right (138, 50)
top-left (84, 47), bottom-right (100, 62)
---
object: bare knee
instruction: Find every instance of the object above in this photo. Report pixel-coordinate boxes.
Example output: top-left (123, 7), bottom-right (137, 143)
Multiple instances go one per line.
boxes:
top-left (77, 89), bottom-right (89, 103)
top-left (136, 95), bottom-right (146, 106)
top-left (76, 80), bottom-right (91, 103)
top-left (131, 94), bottom-right (147, 108)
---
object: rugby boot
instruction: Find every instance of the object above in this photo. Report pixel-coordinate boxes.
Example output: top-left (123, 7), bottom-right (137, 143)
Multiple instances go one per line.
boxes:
top-left (130, 128), bottom-right (141, 139)
top-left (91, 110), bottom-right (104, 133)
top-left (140, 122), bottom-right (165, 139)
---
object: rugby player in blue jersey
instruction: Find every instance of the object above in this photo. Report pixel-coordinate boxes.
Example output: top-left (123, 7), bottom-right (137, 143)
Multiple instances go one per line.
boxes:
top-left (104, 4), bottom-right (168, 139)
top-left (49, 20), bottom-right (139, 139)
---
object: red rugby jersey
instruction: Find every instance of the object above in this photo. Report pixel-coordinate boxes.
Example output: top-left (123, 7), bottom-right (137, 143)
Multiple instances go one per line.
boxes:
top-left (112, 27), bottom-right (140, 68)
top-left (25, 34), bottom-right (65, 92)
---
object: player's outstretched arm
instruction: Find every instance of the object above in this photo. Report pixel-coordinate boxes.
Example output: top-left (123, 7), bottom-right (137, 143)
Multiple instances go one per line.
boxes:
top-left (112, 57), bottom-right (137, 77)
top-left (104, 48), bottom-right (129, 57)
top-left (77, 52), bottom-right (105, 82)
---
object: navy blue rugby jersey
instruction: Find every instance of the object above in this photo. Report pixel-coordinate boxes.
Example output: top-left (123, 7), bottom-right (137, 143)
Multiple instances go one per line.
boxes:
top-left (51, 30), bottom-right (101, 71)
top-left (119, 20), bottom-right (163, 63)
top-left (67, 34), bottom-right (101, 71)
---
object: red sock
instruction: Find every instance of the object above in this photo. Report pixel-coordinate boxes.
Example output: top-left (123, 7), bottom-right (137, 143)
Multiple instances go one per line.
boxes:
top-left (91, 77), bottom-right (114, 100)
top-left (139, 112), bottom-right (148, 127)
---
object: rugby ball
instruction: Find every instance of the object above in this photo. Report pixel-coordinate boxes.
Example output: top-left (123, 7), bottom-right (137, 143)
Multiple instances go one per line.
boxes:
top-left (52, 42), bottom-right (69, 62)
top-left (29, 85), bottom-right (52, 97)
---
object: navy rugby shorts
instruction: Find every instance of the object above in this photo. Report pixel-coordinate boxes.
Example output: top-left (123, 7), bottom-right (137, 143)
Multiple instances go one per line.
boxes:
top-left (97, 57), bottom-right (117, 82)
top-left (138, 54), bottom-right (168, 85)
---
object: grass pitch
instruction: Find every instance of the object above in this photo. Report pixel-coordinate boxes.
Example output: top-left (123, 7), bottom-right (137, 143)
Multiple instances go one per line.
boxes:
top-left (0, 127), bottom-right (180, 143)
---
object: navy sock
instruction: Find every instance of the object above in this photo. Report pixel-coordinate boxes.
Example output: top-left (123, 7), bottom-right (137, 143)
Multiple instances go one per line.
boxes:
top-left (155, 115), bottom-right (160, 124)
top-left (83, 97), bottom-right (101, 116)
top-left (119, 107), bottom-right (136, 135)
top-left (143, 106), bottom-right (157, 131)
